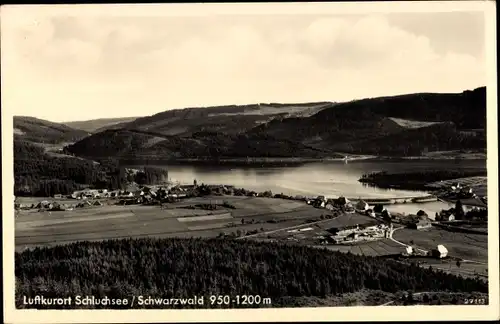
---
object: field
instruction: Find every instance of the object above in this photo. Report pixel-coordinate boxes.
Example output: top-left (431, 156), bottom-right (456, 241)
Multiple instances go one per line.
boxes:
top-left (388, 117), bottom-right (442, 129)
top-left (413, 257), bottom-right (489, 279)
top-left (15, 196), bottom-right (327, 251)
top-left (308, 239), bottom-right (404, 256)
top-left (392, 228), bottom-right (488, 263)
top-left (314, 213), bottom-right (379, 230)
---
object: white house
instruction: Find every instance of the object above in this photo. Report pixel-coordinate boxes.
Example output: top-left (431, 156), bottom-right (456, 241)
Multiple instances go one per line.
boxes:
top-left (431, 244), bottom-right (448, 259)
top-left (405, 246), bottom-right (413, 255)
top-left (443, 214), bottom-right (455, 221)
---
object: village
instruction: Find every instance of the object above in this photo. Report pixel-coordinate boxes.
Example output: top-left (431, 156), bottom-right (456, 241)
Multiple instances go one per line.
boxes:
top-left (15, 178), bottom-right (488, 237)
top-left (14, 177), bottom-right (488, 280)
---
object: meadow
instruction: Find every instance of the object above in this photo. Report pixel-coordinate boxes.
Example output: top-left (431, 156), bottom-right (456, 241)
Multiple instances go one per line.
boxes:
top-left (392, 228), bottom-right (488, 263)
top-left (15, 196), bottom-right (326, 251)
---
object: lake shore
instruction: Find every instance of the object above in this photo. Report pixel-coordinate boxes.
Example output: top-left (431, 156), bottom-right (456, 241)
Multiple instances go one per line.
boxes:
top-left (120, 152), bottom-right (486, 166)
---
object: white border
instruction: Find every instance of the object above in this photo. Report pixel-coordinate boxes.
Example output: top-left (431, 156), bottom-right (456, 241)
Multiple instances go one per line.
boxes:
top-left (2, 1), bottom-right (499, 323)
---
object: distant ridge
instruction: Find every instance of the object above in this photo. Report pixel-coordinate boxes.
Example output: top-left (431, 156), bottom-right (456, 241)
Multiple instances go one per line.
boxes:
top-left (64, 86), bottom-right (486, 161)
top-left (64, 117), bottom-right (140, 133)
top-left (14, 116), bottom-right (90, 145)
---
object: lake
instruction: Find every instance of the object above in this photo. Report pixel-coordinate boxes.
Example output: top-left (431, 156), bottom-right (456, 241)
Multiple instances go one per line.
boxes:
top-left (142, 159), bottom-right (486, 219)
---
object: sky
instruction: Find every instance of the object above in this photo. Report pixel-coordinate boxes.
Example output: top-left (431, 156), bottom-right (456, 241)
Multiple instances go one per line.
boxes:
top-left (1, 3), bottom-right (489, 122)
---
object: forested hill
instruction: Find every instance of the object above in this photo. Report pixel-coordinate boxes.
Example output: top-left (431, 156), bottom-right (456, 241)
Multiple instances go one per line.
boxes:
top-left (65, 87), bottom-right (486, 160)
top-left (250, 87), bottom-right (486, 145)
top-left (16, 237), bottom-right (487, 309)
top-left (64, 128), bottom-right (336, 160)
top-left (316, 86), bottom-right (486, 129)
top-left (14, 116), bottom-right (90, 145)
top-left (14, 140), bottom-right (168, 197)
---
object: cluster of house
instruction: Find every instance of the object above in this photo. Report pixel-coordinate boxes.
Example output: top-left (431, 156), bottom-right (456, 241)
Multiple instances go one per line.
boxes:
top-left (14, 200), bottom-right (103, 212)
top-left (442, 183), bottom-right (478, 200)
top-left (307, 196), bottom-right (398, 221)
top-left (66, 185), bottom-right (191, 201)
top-left (406, 211), bottom-right (433, 230)
top-left (328, 222), bottom-right (393, 244)
top-left (307, 196), bottom-right (359, 213)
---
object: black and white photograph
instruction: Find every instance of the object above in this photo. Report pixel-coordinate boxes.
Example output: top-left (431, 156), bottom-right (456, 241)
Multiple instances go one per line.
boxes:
top-left (2, 2), bottom-right (498, 323)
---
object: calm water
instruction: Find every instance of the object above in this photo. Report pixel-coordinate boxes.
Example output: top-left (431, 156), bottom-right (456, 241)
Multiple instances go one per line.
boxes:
top-left (143, 159), bottom-right (485, 219)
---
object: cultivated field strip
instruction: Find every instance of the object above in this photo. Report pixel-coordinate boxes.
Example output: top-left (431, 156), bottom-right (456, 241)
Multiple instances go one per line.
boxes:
top-left (187, 223), bottom-right (229, 231)
top-left (16, 212), bottom-right (136, 230)
top-left (15, 197), bottom-right (314, 249)
top-left (358, 244), bottom-right (377, 256)
top-left (177, 213), bottom-right (232, 222)
top-left (16, 219), bottom-right (308, 251)
top-left (315, 213), bottom-right (376, 230)
top-left (365, 241), bottom-right (388, 256)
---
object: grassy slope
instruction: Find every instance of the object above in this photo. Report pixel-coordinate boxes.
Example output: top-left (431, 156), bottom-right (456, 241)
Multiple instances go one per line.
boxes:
top-left (120, 102), bottom-right (334, 136)
top-left (64, 117), bottom-right (139, 133)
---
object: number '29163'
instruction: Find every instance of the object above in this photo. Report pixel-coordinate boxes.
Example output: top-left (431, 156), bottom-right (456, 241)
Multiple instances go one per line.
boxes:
top-left (464, 298), bottom-right (487, 305)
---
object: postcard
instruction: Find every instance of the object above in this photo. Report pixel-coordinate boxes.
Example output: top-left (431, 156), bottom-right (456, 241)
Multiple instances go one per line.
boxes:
top-left (2, 1), bottom-right (498, 323)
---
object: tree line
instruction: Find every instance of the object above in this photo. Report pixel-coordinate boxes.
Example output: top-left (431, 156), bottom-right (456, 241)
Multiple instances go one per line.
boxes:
top-left (359, 170), bottom-right (487, 191)
top-left (15, 238), bottom-right (488, 309)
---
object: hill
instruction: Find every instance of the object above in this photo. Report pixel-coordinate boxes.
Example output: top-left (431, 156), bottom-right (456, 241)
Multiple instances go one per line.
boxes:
top-left (119, 102), bottom-right (334, 136)
top-left (14, 116), bottom-right (90, 145)
top-left (65, 128), bottom-right (335, 161)
top-left (64, 117), bottom-right (139, 133)
top-left (251, 87), bottom-right (486, 146)
top-left (63, 87), bottom-right (486, 161)
top-left (15, 237), bottom-right (487, 309)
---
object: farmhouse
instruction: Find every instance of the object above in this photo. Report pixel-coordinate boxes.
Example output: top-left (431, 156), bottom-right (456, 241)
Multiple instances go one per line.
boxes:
top-left (355, 200), bottom-right (370, 211)
top-left (19, 203), bottom-right (35, 210)
top-left (365, 209), bottom-right (376, 217)
top-left (436, 208), bottom-right (458, 221)
top-left (409, 217), bottom-right (432, 230)
top-left (328, 219), bottom-right (386, 243)
top-left (403, 246), bottom-right (413, 256)
top-left (431, 244), bottom-right (448, 259)
top-left (50, 202), bottom-right (70, 211)
top-left (120, 191), bottom-right (135, 198)
top-left (444, 214), bottom-right (455, 221)
top-left (416, 210), bottom-right (428, 217)
top-left (346, 232), bottom-right (359, 241)
top-left (381, 209), bottom-right (391, 221)
top-left (35, 200), bottom-right (51, 209)
top-left (327, 224), bottom-right (360, 236)
top-left (317, 195), bottom-right (326, 202)
top-left (373, 204), bottom-right (384, 213)
top-left (334, 196), bottom-right (351, 207)
top-left (312, 197), bottom-right (326, 208)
